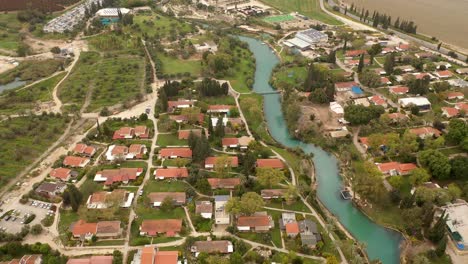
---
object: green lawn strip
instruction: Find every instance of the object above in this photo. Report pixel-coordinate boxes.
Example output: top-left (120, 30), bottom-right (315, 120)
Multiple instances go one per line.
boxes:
top-left (271, 251), bottom-right (322, 264)
top-left (0, 115), bottom-right (69, 188)
top-left (238, 93), bottom-right (275, 144)
top-left (439, 146), bottom-right (464, 156)
top-left (0, 13), bottom-right (23, 51)
top-left (93, 240), bottom-right (126, 246)
top-left (162, 158), bottom-right (191, 167)
top-left (156, 133), bottom-right (187, 147)
top-left (226, 46), bottom-right (255, 93)
top-left (0, 72), bottom-right (66, 115)
top-left (265, 199), bottom-right (311, 213)
top-left (267, 209), bottom-right (284, 247)
top-left (143, 180), bottom-right (189, 194)
top-left (259, 0), bottom-right (342, 25)
top-left (58, 209), bottom-right (80, 245)
top-left (198, 95), bottom-right (236, 106)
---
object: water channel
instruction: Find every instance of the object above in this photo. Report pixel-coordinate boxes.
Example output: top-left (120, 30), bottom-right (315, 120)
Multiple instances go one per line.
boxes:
top-left (0, 77), bottom-right (27, 93)
top-left (238, 35), bottom-right (403, 264)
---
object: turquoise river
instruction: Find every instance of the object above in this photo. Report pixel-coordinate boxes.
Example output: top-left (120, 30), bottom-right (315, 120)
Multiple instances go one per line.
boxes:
top-left (238, 35), bottom-right (403, 264)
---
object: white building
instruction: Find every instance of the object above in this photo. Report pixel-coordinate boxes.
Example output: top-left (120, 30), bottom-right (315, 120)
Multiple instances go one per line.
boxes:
top-left (96, 8), bottom-right (132, 18)
top-left (398, 97), bottom-right (431, 112)
top-left (214, 195), bottom-right (230, 225)
top-left (285, 28), bottom-right (328, 50)
top-left (442, 202), bottom-right (468, 251)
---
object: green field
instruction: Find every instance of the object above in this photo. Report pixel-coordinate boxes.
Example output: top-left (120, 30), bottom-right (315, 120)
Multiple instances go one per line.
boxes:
top-left (158, 53), bottom-right (202, 76)
top-left (58, 51), bottom-right (145, 112)
top-left (272, 66), bottom-right (307, 90)
top-left (260, 0), bottom-right (342, 25)
top-left (0, 115), bottom-right (69, 188)
top-left (0, 13), bottom-right (23, 51)
top-left (239, 93), bottom-right (275, 144)
top-left (156, 133), bottom-right (187, 147)
top-left (227, 47), bottom-right (255, 93)
top-left (0, 72), bottom-right (65, 114)
top-left (130, 13), bottom-right (194, 40)
top-left (0, 59), bottom-right (66, 85)
top-left (264, 14), bottom-right (295, 23)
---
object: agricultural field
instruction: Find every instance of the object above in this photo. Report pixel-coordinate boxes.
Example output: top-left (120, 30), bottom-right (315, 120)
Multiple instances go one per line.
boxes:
top-left (158, 53), bottom-right (202, 77)
top-left (0, 13), bottom-right (23, 51)
top-left (0, 0), bottom-right (79, 12)
top-left (0, 59), bottom-right (66, 85)
top-left (0, 114), bottom-right (70, 188)
top-left (227, 46), bottom-right (256, 93)
top-left (0, 72), bottom-right (66, 114)
top-left (259, 0), bottom-right (342, 25)
top-left (129, 12), bottom-right (195, 40)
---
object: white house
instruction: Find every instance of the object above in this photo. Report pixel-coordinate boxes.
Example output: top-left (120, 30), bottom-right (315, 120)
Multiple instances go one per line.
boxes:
top-left (214, 195), bottom-right (230, 225)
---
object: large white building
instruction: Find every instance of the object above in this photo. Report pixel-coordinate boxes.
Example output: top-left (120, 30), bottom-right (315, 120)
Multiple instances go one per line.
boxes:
top-left (398, 97), bottom-right (431, 112)
top-left (442, 202), bottom-right (468, 251)
top-left (96, 8), bottom-right (132, 18)
top-left (284, 28), bottom-right (328, 50)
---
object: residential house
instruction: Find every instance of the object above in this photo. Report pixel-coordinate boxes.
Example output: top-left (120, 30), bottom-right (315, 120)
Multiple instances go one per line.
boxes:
top-left (335, 81), bottom-right (358, 92)
top-left (261, 189), bottom-right (287, 200)
top-left (139, 219), bottom-right (182, 237)
top-left (415, 52), bottom-right (433, 59)
top-left (435, 70), bottom-right (453, 79)
top-left (207, 105), bottom-right (232, 114)
top-left (434, 62), bottom-right (452, 69)
top-left (86, 190), bottom-right (134, 209)
top-left (73, 143), bottom-right (96, 157)
top-left (129, 144), bottom-right (147, 159)
top-left (380, 77), bottom-right (391, 85)
top-left (398, 97), bottom-right (431, 112)
top-left (154, 168), bottom-right (189, 180)
top-left (214, 195), bottom-right (230, 225)
top-left (376, 162), bottom-right (418, 176)
top-left (130, 247), bottom-right (179, 264)
top-left (346, 58), bottom-right (370, 67)
top-left (167, 100), bottom-right (195, 112)
top-left (345, 50), bottom-right (366, 58)
top-left (159, 148), bottom-right (192, 159)
top-left (63, 156), bottom-right (90, 168)
top-left (238, 136), bottom-right (253, 150)
top-left (50, 167), bottom-right (76, 181)
top-left (148, 192), bottom-right (186, 207)
top-left (442, 107), bottom-right (459, 118)
top-left (374, 68), bottom-right (387, 75)
top-left (1, 255), bottom-right (43, 264)
top-left (222, 137), bottom-right (239, 149)
top-left (359, 137), bottom-right (369, 150)
top-left (389, 86), bottom-right (409, 95)
top-left (409, 127), bottom-right (442, 139)
top-left (456, 102), bottom-right (468, 114)
top-left (387, 112), bottom-right (408, 122)
top-left (208, 178), bottom-right (241, 189)
top-left (204, 156), bottom-right (239, 169)
top-left (395, 65), bottom-right (414, 73)
top-left (134, 126), bottom-right (150, 139)
top-left (396, 44), bottom-right (410, 51)
top-left (299, 219), bottom-right (322, 248)
top-left (71, 220), bottom-right (121, 240)
top-left (35, 182), bottom-right (66, 198)
top-left (106, 144), bottom-right (147, 161)
top-left (178, 129), bottom-right (202, 140)
top-left (280, 212), bottom-right (296, 229)
top-left (194, 41), bottom-right (218, 53)
top-left (414, 72), bottom-right (436, 80)
top-left (195, 201), bottom-right (213, 219)
top-left (256, 159), bottom-right (284, 169)
top-left (112, 127), bottom-right (134, 140)
top-left (368, 95), bottom-right (388, 108)
top-left (237, 212), bottom-right (273, 232)
top-left (94, 168), bottom-right (144, 185)
top-left (381, 47), bottom-right (395, 54)
top-left (67, 256), bottom-right (113, 264)
top-left (286, 222), bottom-right (300, 237)
top-left (169, 114), bottom-right (205, 124)
top-left (191, 240), bottom-right (233, 257)
top-left (446, 92), bottom-right (464, 101)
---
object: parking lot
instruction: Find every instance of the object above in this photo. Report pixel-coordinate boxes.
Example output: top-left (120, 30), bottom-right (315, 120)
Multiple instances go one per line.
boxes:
top-left (0, 200), bottom-right (55, 234)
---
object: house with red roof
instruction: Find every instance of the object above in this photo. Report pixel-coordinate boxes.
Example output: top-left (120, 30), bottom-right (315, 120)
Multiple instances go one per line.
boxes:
top-left (409, 127), bottom-right (442, 139)
top-left (178, 129), bottom-right (202, 139)
top-left (396, 43), bottom-right (409, 51)
top-left (204, 156), bottom-right (239, 169)
top-left (169, 114), bottom-right (205, 124)
top-left (415, 52), bottom-right (433, 59)
top-left (148, 192), bottom-right (186, 207)
top-left (446, 92), bottom-right (464, 101)
top-left (134, 126), bottom-right (149, 139)
top-left (237, 213), bottom-right (273, 232)
top-left (368, 95), bottom-right (388, 108)
top-left (63, 156), bottom-right (90, 168)
top-left (380, 77), bottom-right (391, 85)
top-left (334, 81), bottom-right (358, 92)
top-left (112, 127), bottom-right (134, 140)
top-left (50, 167), bottom-right (74, 181)
top-left (73, 144), bottom-right (96, 157)
top-left (71, 220), bottom-right (121, 240)
top-left (159, 148), bottom-right (192, 159)
top-left (139, 219), bottom-right (182, 237)
top-left (86, 189), bottom-right (133, 209)
top-left (345, 49), bottom-right (366, 57)
top-left (167, 100), bottom-right (195, 112)
top-left (106, 144), bottom-right (147, 161)
top-left (346, 59), bottom-right (370, 66)
top-left (3, 255), bottom-right (43, 264)
top-left (435, 70), bottom-right (453, 79)
top-left (381, 47), bottom-right (395, 54)
top-left (94, 168), bottom-right (143, 185)
top-left (389, 86), bottom-right (409, 95)
top-left (208, 178), bottom-right (241, 189)
top-left (376, 162), bottom-right (418, 176)
top-left (67, 256), bottom-right (113, 264)
top-left (455, 102), bottom-right (468, 115)
top-left (387, 112), bottom-right (408, 121)
top-left (442, 107), bottom-right (459, 118)
top-left (256, 159), bottom-right (284, 169)
top-left (286, 222), bottom-right (300, 237)
top-left (207, 105), bottom-right (233, 113)
top-left (154, 168), bottom-right (188, 180)
top-left (132, 247), bottom-right (179, 264)
top-left (358, 137), bottom-right (369, 150)
top-left (195, 201), bottom-right (213, 219)
top-left (261, 189), bottom-right (287, 200)
top-left (222, 137), bottom-right (239, 148)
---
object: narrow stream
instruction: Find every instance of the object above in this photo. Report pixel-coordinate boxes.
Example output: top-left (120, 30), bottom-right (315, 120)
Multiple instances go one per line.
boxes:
top-left (238, 35), bottom-right (402, 264)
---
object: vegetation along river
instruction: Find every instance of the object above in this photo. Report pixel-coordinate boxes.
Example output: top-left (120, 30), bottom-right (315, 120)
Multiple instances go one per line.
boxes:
top-left (343, 0), bottom-right (468, 51)
top-left (238, 35), bottom-right (403, 264)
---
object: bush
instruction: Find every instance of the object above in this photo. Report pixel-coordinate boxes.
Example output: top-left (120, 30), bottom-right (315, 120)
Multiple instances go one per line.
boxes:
top-left (31, 224), bottom-right (43, 235)
top-left (24, 214), bottom-right (36, 224)
top-left (41, 215), bottom-right (54, 227)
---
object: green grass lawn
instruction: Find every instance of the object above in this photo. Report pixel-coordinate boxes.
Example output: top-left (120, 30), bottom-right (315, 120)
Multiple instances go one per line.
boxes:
top-left (156, 133), bottom-right (187, 147)
top-left (143, 180), bottom-right (189, 194)
top-left (199, 95), bottom-right (236, 106)
top-left (0, 72), bottom-right (65, 115)
top-left (239, 93), bottom-right (275, 144)
top-left (227, 47), bottom-right (255, 93)
top-left (93, 240), bottom-right (126, 246)
top-left (158, 53), bottom-right (202, 77)
top-left (259, 0), bottom-right (342, 25)
top-left (130, 13), bottom-right (194, 40)
top-left (266, 199), bottom-right (311, 213)
top-left (271, 66), bottom-right (307, 91)
top-left (0, 13), bottom-right (23, 51)
top-left (162, 158), bottom-right (191, 167)
top-left (0, 115), bottom-right (69, 189)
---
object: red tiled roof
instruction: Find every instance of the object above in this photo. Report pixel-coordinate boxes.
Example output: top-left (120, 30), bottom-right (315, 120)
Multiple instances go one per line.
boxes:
top-left (178, 129), bottom-right (202, 139)
top-left (260, 189), bottom-right (287, 198)
top-left (256, 159), bottom-right (284, 169)
top-left (112, 127), bottom-right (134, 140)
top-left (409, 127), bottom-right (442, 137)
top-left (167, 100), bottom-right (195, 109)
top-left (140, 219), bottom-right (182, 236)
top-left (380, 77), bottom-right (390, 84)
top-left (111, 145), bottom-right (128, 156)
top-left (442, 107), bottom-right (459, 117)
top-left (134, 126), bottom-right (148, 136)
top-left (148, 192), bottom-right (186, 204)
top-left (169, 114), bottom-right (205, 123)
top-left (96, 221), bottom-right (120, 235)
top-left (208, 178), bottom-right (241, 189)
top-left (345, 50), bottom-right (366, 57)
top-left (388, 113), bottom-right (407, 120)
top-left (237, 215), bottom-right (270, 227)
top-left (72, 220), bottom-right (97, 236)
top-left (63, 156), bottom-right (89, 167)
top-left (377, 162), bottom-right (399, 173)
top-left (154, 168), bottom-right (188, 178)
top-left (154, 251), bottom-right (178, 264)
top-left (377, 162), bottom-right (417, 174)
top-left (369, 95), bottom-right (386, 105)
top-left (140, 247), bottom-right (155, 264)
top-left (160, 148), bottom-right (192, 158)
top-left (398, 44), bottom-right (409, 50)
top-left (205, 156), bottom-right (239, 167)
top-left (415, 73), bottom-right (431, 79)
top-left (285, 222), bottom-right (300, 234)
top-left (222, 137), bottom-right (239, 146)
top-left (74, 144), bottom-right (96, 156)
top-left (456, 102), bottom-right (468, 111)
top-left (129, 144), bottom-right (145, 155)
top-left (446, 92), bottom-right (464, 99)
top-left (389, 86), bottom-right (409, 94)
top-left (97, 168), bottom-right (143, 185)
top-left (398, 163), bottom-right (417, 174)
top-left (208, 105), bottom-right (233, 111)
top-left (50, 167), bottom-right (71, 181)
top-left (359, 137), bottom-right (369, 146)
top-left (436, 70), bottom-right (453, 78)
top-left (335, 81), bottom-right (358, 89)
top-left (67, 256), bottom-right (113, 264)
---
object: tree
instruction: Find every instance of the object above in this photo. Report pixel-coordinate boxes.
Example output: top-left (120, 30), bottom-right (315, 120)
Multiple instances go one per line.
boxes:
top-left (428, 210), bottom-right (447, 243)
top-left (450, 156), bottom-right (468, 180)
top-left (419, 149), bottom-right (451, 180)
top-left (160, 196), bottom-right (175, 212)
top-left (214, 155), bottom-right (232, 178)
top-left (367, 44), bottom-right (382, 65)
top-left (327, 50), bottom-right (336, 64)
top-left (409, 168), bottom-right (431, 186)
top-left (226, 192), bottom-right (265, 215)
top-left (357, 54), bottom-right (365, 73)
top-left (112, 250), bottom-right (123, 264)
top-left (412, 255), bottom-right (430, 264)
top-left (256, 167), bottom-right (285, 187)
top-left (383, 53), bottom-right (395, 74)
top-left (215, 116), bottom-right (225, 137)
top-left (338, 30), bottom-right (354, 51)
top-left (408, 75), bottom-right (430, 95)
top-left (50, 46), bottom-right (61, 54)
top-left (344, 105), bottom-right (385, 125)
top-left (447, 183), bottom-right (462, 200)
top-left (446, 119), bottom-right (467, 144)
top-left (359, 69), bottom-right (381, 88)
top-left (30, 224), bottom-right (43, 235)
top-left (62, 184), bottom-right (83, 212)
top-left (230, 252), bottom-right (243, 264)
top-left (326, 255), bottom-right (339, 264)
top-left (284, 185), bottom-right (298, 204)
top-left (435, 236), bottom-right (447, 257)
